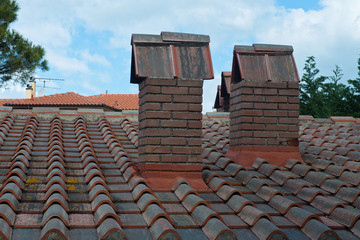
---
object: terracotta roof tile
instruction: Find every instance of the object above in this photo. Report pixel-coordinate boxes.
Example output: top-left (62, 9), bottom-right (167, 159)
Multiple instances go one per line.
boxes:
top-left (87, 94), bottom-right (138, 110)
top-left (149, 218), bottom-right (181, 240)
top-left (0, 204), bottom-right (16, 226)
top-left (2, 92), bottom-right (102, 106)
top-left (40, 218), bottom-right (69, 240)
top-left (96, 218), bottom-right (126, 240)
top-left (0, 92), bottom-right (139, 110)
top-left (3, 112), bottom-right (360, 239)
top-left (302, 219), bottom-right (339, 240)
top-left (202, 218), bottom-right (236, 240)
top-left (252, 218), bottom-right (287, 240)
top-left (42, 204), bottom-right (69, 227)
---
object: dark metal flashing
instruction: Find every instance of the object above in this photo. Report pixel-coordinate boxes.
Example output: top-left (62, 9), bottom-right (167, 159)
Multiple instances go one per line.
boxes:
top-left (132, 32), bottom-right (210, 44)
top-left (162, 32), bottom-right (210, 43)
top-left (130, 31), bottom-right (214, 83)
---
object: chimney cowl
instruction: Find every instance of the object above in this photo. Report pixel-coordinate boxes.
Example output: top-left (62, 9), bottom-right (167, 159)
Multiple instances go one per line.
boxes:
top-left (130, 31), bottom-right (214, 84)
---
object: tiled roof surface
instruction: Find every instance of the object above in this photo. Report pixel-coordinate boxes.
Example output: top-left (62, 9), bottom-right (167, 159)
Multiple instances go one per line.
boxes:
top-left (0, 99), bottom-right (11, 106)
top-left (87, 94), bottom-right (138, 110)
top-left (0, 92), bottom-right (103, 107)
top-left (1, 113), bottom-right (360, 239)
top-left (0, 92), bottom-right (139, 110)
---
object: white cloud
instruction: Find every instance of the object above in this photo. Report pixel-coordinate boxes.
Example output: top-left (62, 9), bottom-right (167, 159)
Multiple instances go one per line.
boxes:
top-left (15, 21), bottom-right (72, 48)
top-left (253, 0), bottom-right (360, 79)
top-left (4, 0), bottom-right (360, 112)
top-left (79, 50), bottom-right (111, 68)
top-left (47, 50), bottom-right (89, 74)
top-left (0, 83), bottom-right (25, 99)
top-left (14, 0), bottom-right (75, 48)
top-left (81, 81), bottom-right (101, 95)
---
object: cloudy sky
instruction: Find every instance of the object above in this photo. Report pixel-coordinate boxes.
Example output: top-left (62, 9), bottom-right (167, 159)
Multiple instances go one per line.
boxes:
top-left (1, 0), bottom-right (360, 112)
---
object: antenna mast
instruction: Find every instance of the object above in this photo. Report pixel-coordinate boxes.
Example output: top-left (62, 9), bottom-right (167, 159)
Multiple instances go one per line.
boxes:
top-left (31, 77), bottom-right (64, 96)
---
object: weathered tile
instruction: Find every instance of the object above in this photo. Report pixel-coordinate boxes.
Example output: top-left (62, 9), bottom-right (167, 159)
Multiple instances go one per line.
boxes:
top-left (149, 218), bottom-right (180, 240)
top-left (232, 229), bottom-right (259, 240)
top-left (202, 217), bottom-right (236, 240)
top-left (154, 192), bottom-right (179, 203)
top-left (220, 214), bottom-right (248, 229)
top-left (69, 214), bottom-right (96, 227)
top-left (14, 214), bottom-right (42, 228)
top-left (123, 228), bottom-right (153, 240)
top-left (169, 214), bottom-right (198, 228)
top-left (69, 229), bottom-right (98, 240)
top-left (302, 219), bottom-right (339, 240)
top-left (119, 213), bottom-right (147, 227)
top-left (12, 229), bottom-right (41, 240)
top-left (176, 228), bottom-right (209, 240)
top-left (251, 218), bottom-right (286, 240)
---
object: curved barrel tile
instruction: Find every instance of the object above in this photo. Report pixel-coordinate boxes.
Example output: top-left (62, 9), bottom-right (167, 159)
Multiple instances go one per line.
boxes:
top-left (0, 218), bottom-right (12, 240)
top-left (40, 218), bottom-right (68, 240)
top-left (150, 218), bottom-right (181, 240)
top-left (97, 218), bottom-right (127, 240)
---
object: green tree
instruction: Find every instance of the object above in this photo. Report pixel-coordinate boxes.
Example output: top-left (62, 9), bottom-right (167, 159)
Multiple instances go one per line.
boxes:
top-left (322, 65), bottom-right (351, 116)
top-left (347, 56), bottom-right (360, 117)
top-left (299, 56), bottom-right (327, 117)
top-left (0, 0), bottom-right (48, 87)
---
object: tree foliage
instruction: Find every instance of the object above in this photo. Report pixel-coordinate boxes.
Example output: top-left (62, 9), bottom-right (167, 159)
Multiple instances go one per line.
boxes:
top-left (300, 56), bottom-right (360, 118)
top-left (0, 0), bottom-right (48, 87)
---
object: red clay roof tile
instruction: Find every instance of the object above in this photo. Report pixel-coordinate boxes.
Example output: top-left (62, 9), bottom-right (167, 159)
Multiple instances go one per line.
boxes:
top-left (87, 94), bottom-right (138, 110)
top-left (2, 111), bottom-right (360, 239)
top-left (40, 218), bottom-right (68, 240)
top-left (251, 218), bottom-right (286, 240)
top-left (149, 218), bottom-right (181, 240)
top-left (0, 92), bottom-right (139, 110)
top-left (96, 218), bottom-right (126, 240)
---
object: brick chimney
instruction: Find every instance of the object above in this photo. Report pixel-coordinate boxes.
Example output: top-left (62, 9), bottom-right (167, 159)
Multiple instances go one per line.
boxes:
top-left (227, 44), bottom-right (303, 166)
top-left (25, 85), bottom-right (33, 99)
top-left (213, 72), bottom-right (231, 112)
top-left (29, 78), bottom-right (36, 97)
top-left (130, 32), bottom-right (214, 189)
top-left (221, 72), bottom-right (231, 112)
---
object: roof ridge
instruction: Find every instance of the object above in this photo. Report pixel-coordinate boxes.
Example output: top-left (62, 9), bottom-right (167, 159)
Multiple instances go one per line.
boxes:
top-left (68, 92), bottom-right (104, 105)
top-left (88, 93), bottom-right (138, 97)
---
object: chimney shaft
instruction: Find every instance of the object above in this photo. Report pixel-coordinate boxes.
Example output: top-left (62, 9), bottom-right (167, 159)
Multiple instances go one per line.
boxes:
top-left (130, 32), bottom-right (214, 190)
top-left (25, 85), bottom-right (33, 99)
top-left (29, 79), bottom-right (36, 97)
top-left (227, 44), bottom-right (303, 166)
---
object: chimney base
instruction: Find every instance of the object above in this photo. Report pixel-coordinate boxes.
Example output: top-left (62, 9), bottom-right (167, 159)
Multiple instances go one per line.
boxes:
top-left (135, 163), bottom-right (209, 191)
top-left (226, 146), bottom-right (303, 167)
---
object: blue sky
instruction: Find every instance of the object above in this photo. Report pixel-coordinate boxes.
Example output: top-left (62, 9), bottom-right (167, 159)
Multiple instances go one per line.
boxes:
top-left (1, 0), bottom-right (360, 113)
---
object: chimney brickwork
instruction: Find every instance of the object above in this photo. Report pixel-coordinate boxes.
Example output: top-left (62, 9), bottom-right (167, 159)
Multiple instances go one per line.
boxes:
top-left (227, 44), bottom-right (302, 166)
top-left (138, 78), bottom-right (203, 164)
top-left (130, 32), bottom-right (213, 189)
top-left (230, 80), bottom-right (300, 148)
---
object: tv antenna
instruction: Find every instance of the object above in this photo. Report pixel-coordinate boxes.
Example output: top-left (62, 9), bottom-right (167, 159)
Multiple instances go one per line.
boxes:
top-left (30, 77), bottom-right (64, 96)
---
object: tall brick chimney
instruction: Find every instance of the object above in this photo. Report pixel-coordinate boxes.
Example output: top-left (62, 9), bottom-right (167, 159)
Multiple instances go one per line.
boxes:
top-left (130, 32), bottom-right (214, 189)
top-left (227, 44), bottom-right (303, 166)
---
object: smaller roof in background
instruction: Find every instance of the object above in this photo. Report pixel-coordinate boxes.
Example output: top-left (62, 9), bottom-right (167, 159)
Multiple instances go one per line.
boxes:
top-left (0, 92), bottom-right (139, 110)
top-left (1, 92), bottom-right (101, 106)
top-left (88, 94), bottom-right (138, 110)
